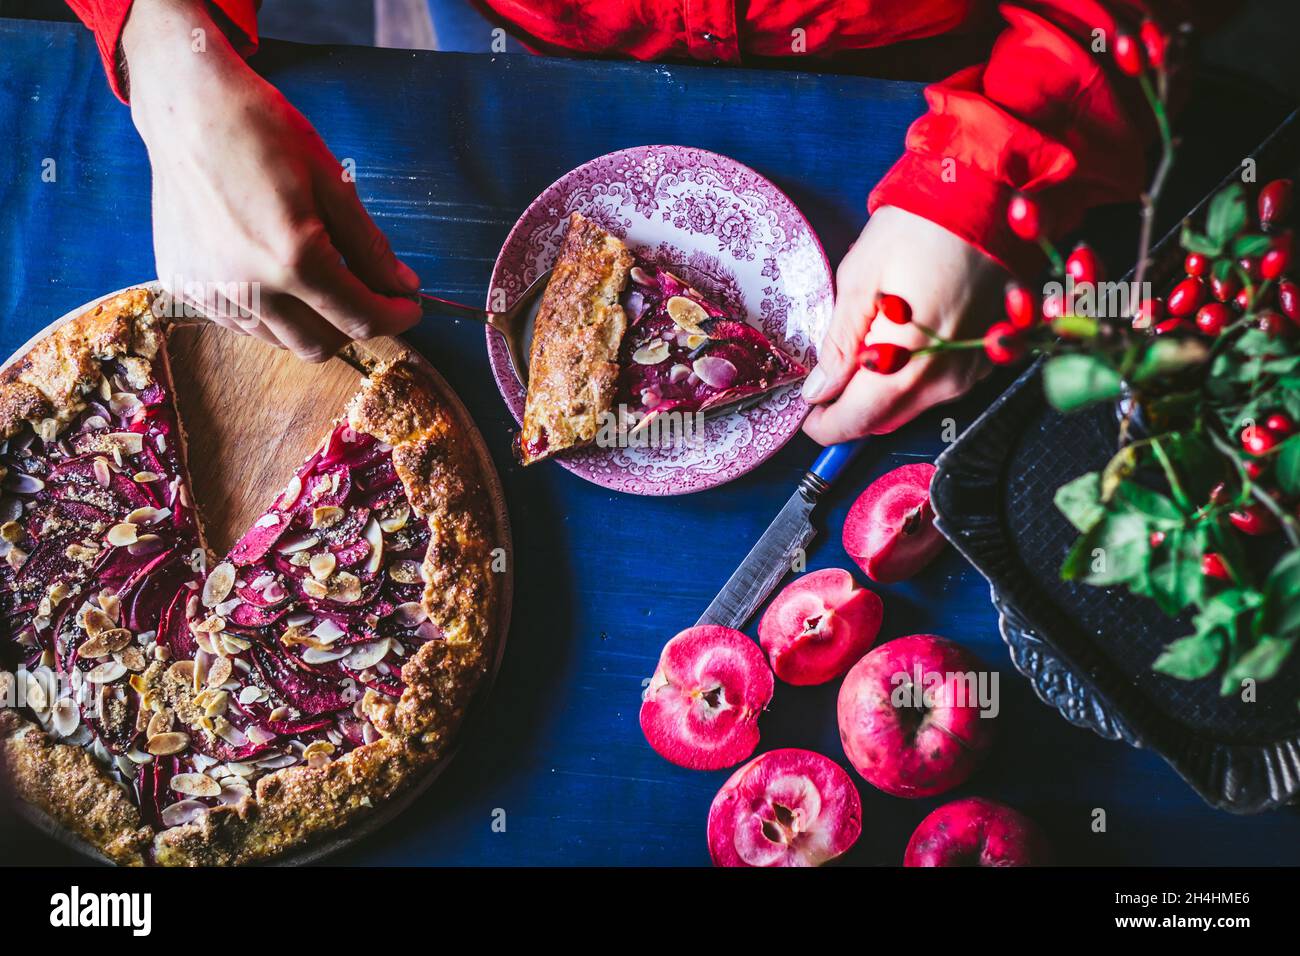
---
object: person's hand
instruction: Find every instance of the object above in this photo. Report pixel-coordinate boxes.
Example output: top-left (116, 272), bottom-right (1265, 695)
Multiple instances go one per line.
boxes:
top-left (122, 0), bottom-right (422, 361)
top-left (802, 206), bottom-right (1006, 443)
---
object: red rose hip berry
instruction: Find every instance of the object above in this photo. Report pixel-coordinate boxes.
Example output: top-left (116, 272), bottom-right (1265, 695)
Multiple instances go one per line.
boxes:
top-left (707, 749), bottom-right (862, 867)
top-left (1259, 178), bottom-right (1294, 231)
top-left (860, 343), bottom-right (911, 375)
top-left (1195, 303), bottom-right (1231, 336)
top-left (1242, 422), bottom-right (1280, 456)
top-left (877, 293), bottom-right (912, 325)
top-left (1066, 243), bottom-right (1102, 285)
top-left (1140, 19), bottom-right (1168, 70)
top-left (639, 625), bottom-right (774, 770)
top-left (1266, 413), bottom-right (1294, 436)
top-left (905, 797), bottom-right (1050, 867)
top-left (1003, 281), bottom-right (1038, 329)
top-left (1166, 277), bottom-right (1205, 316)
top-left (1279, 281), bottom-right (1300, 322)
top-left (1183, 252), bottom-right (1208, 277)
top-left (758, 568), bottom-right (883, 686)
top-left (1229, 505), bottom-right (1278, 536)
top-left (1263, 245), bottom-right (1291, 280)
top-left (983, 322), bottom-right (1026, 364)
top-left (1210, 273), bottom-right (1239, 303)
top-left (1202, 553), bottom-right (1231, 581)
top-left (1113, 32), bottom-right (1143, 76)
top-left (1006, 194), bottom-right (1041, 241)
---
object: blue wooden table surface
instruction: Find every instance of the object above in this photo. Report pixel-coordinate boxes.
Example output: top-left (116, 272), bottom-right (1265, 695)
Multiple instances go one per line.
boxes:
top-left (2, 18), bottom-right (1298, 866)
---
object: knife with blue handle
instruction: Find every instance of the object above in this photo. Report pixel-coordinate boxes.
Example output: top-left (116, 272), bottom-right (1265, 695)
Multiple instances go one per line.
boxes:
top-left (696, 439), bottom-right (866, 629)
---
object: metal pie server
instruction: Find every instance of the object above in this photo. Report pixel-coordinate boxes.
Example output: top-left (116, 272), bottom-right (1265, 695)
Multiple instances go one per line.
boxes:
top-left (696, 439), bottom-right (866, 629)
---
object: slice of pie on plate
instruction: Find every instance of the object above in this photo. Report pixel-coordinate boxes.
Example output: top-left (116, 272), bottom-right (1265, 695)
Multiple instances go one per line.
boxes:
top-left (519, 213), bottom-right (808, 465)
top-left (0, 288), bottom-right (503, 865)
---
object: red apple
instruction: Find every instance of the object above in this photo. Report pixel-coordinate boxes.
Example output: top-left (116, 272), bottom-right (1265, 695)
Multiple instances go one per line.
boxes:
top-left (707, 748), bottom-right (862, 867)
top-left (640, 625), bottom-right (773, 770)
top-left (904, 797), bottom-right (1050, 866)
top-left (843, 462), bottom-right (946, 584)
top-left (758, 568), bottom-right (883, 685)
top-left (837, 634), bottom-right (996, 797)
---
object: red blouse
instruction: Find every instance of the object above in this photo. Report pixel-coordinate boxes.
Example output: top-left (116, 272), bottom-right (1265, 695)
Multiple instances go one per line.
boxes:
top-left (66, 0), bottom-right (1212, 274)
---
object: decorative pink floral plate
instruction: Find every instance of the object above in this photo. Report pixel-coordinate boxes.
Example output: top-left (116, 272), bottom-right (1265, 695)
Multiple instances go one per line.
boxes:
top-left (487, 145), bottom-right (833, 495)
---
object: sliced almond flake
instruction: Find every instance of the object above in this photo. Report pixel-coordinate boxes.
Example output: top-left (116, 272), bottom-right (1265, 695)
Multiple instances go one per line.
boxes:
top-left (220, 634), bottom-right (251, 655)
top-left (666, 294), bottom-right (709, 335)
top-left (213, 597), bottom-right (242, 617)
top-left (302, 578), bottom-right (328, 600)
top-left (256, 753), bottom-right (299, 770)
top-left (98, 591), bottom-right (121, 621)
top-left (237, 686), bottom-right (266, 706)
top-left (106, 523), bottom-right (138, 547)
top-left (108, 392), bottom-right (142, 417)
top-left (107, 432), bottom-right (144, 455)
top-left (346, 640), bottom-right (391, 670)
top-left (330, 571), bottom-right (362, 604)
top-left (303, 740), bottom-right (335, 767)
top-left (146, 731), bottom-right (190, 756)
top-left (364, 518), bottom-right (383, 575)
top-left (310, 618), bottom-right (346, 644)
top-left (379, 505), bottom-right (410, 533)
top-left (5, 547), bottom-right (27, 571)
top-left (133, 471), bottom-right (160, 483)
top-left (246, 725), bottom-right (278, 746)
top-left (117, 646), bottom-right (147, 672)
top-left (167, 659), bottom-right (195, 683)
top-left (309, 552), bottom-right (337, 581)
top-left (277, 533), bottom-right (319, 555)
top-left (255, 512), bottom-right (281, 528)
top-left (389, 560), bottom-right (422, 585)
top-left (161, 800), bottom-right (209, 828)
top-left (392, 602), bottom-right (427, 627)
top-left (170, 773), bottom-right (221, 798)
top-left (128, 533), bottom-right (166, 557)
top-left (268, 705), bottom-right (290, 722)
top-left (80, 626), bottom-right (133, 658)
top-left (126, 506), bottom-right (163, 525)
top-left (202, 562), bottom-right (235, 607)
top-left (302, 645), bottom-right (350, 665)
top-left (277, 474), bottom-right (303, 510)
top-left (207, 656), bottom-right (233, 688)
top-left (214, 719), bottom-right (247, 747)
top-left (86, 661), bottom-right (127, 684)
top-left (50, 698), bottom-right (80, 737)
top-left (147, 710), bottom-right (173, 738)
top-left (93, 457), bottom-right (112, 488)
top-left (310, 506), bottom-right (344, 529)
top-left (126, 747), bottom-right (153, 765)
top-left (204, 690), bottom-right (230, 718)
top-left (632, 340), bottom-right (671, 365)
top-left (192, 614), bottom-right (226, 634)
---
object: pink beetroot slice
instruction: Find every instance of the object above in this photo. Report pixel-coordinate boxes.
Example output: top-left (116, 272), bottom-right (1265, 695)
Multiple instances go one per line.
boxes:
top-left (707, 748), bottom-right (862, 867)
top-left (639, 625), bottom-right (774, 771)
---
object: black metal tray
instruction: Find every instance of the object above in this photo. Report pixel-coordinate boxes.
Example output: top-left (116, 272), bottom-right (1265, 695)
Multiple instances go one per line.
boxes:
top-left (931, 113), bottom-right (1300, 814)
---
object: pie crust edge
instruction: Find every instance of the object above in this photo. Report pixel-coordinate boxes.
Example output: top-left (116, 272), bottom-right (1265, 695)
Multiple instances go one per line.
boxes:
top-left (0, 288), bottom-right (502, 865)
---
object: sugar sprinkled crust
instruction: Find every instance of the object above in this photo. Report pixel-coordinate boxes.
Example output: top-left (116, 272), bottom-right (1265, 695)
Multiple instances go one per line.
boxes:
top-left (519, 212), bottom-right (634, 464)
top-left (0, 289), bottom-right (501, 865)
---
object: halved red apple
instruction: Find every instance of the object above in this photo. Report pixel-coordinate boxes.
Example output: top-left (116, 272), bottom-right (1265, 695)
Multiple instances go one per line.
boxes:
top-left (707, 748), bottom-right (862, 867)
top-left (842, 462), bottom-right (946, 584)
top-left (639, 625), bottom-right (774, 770)
top-left (758, 568), bottom-right (883, 685)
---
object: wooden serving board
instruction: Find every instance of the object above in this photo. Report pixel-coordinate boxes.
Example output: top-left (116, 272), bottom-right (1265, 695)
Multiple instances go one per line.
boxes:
top-left (3, 284), bottom-right (514, 865)
top-left (166, 324), bottom-right (408, 554)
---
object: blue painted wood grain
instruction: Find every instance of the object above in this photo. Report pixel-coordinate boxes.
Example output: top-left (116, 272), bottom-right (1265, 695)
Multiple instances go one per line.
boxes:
top-left (2, 19), bottom-right (1298, 865)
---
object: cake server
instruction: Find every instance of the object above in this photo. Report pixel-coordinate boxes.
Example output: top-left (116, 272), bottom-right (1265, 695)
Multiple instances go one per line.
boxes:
top-left (697, 439), bottom-right (866, 630)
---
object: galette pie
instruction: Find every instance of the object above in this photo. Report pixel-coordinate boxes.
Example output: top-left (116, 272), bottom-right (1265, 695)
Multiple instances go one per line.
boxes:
top-left (519, 213), bottom-right (807, 465)
top-left (0, 288), bottom-right (502, 865)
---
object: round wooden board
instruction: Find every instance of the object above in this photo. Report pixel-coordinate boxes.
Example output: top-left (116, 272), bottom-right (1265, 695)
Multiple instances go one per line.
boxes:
top-left (3, 284), bottom-right (514, 865)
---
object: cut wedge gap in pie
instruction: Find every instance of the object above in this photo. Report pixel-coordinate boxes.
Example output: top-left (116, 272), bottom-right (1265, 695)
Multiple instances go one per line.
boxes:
top-left (0, 288), bottom-right (502, 865)
top-left (519, 212), bottom-right (808, 465)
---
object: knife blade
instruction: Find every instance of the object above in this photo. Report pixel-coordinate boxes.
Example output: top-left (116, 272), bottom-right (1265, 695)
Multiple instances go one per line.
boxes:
top-left (697, 440), bottom-right (865, 630)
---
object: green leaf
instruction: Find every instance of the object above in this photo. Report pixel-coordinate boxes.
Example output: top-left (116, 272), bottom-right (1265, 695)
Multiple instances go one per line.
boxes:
top-left (1180, 226), bottom-right (1221, 257)
top-left (1277, 436), bottom-right (1300, 497)
top-left (1112, 480), bottom-right (1183, 526)
top-left (1043, 354), bottom-right (1123, 413)
top-left (1206, 183), bottom-right (1248, 247)
top-left (1147, 529), bottom-right (1205, 615)
top-left (1081, 512), bottom-right (1151, 586)
top-left (1051, 315), bottom-right (1101, 339)
top-left (1132, 338), bottom-right (1211, 384)
top-left (1153, 632), bottom-right (1223, 680)
top-left (1233, 233), bottom-right (1273, 257)
top-left (1220, 637), bottom-right (1295, 694)
top-left (1054, 472), bottom-right (1106, 533)
top-left (1266, 547), bottom-right (1300, 599)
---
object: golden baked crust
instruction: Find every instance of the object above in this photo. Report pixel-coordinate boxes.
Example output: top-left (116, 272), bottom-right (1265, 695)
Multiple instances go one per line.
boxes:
top-left (519, 212), bottom-right (634, 464)
top-left (0, 289), bottom-right (502, 865)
